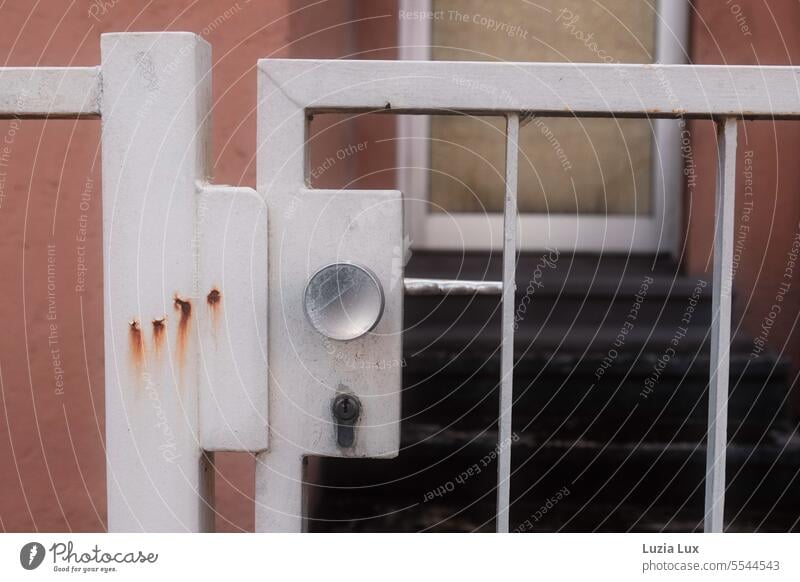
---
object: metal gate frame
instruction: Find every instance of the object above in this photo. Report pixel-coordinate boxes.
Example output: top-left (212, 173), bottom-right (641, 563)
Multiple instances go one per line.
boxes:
top-left (2, 31), bottom-right (799, 533)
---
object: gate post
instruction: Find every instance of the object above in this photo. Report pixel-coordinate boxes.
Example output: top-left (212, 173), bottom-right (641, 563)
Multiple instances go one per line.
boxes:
top-left (255, 61), bottom-right (403, 532)
top-left (101, 32), bottom-right (213, 531)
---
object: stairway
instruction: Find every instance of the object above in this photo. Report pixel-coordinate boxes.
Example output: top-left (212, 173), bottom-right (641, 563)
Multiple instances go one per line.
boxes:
top-left (308, 253), bottom-right (800, 532)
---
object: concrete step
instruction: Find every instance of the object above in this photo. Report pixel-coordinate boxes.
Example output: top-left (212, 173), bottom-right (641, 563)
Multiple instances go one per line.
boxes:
top-left (309, 426), bottom-right (800, 532)
top-left (403, 362), bottom-right (791, 444)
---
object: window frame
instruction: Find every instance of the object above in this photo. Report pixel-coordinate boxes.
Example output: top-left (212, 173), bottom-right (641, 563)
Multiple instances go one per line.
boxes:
top-left (397, 0), bottom-right (690, 254)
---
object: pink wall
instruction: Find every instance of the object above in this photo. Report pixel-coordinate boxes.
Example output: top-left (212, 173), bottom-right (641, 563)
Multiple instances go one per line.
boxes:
top-left (687, 0), bottom-right (800, 416)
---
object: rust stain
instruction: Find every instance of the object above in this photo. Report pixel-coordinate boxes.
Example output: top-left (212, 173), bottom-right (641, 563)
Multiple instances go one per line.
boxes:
top-left (206, 288), bottom-right (222, 339)
top-left (128, 319), bottom-right (145, 371)
top-left (173, 295), bottom-right (192, 367)
top-left (152, 317), bottom-right (166, 355)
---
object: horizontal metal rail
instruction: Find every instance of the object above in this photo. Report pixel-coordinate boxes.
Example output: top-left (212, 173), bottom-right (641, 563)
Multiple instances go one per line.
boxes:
top-left (404, 278), bottom-right (502, 295)
top-left (261, 60), bottom-right (800, 120)
top-left (0, 66), bottom-right (101, 118)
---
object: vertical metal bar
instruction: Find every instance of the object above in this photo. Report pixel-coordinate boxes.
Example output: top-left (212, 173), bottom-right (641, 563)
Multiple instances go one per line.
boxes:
top-left (255, 437), bottom-right (306, 532)
top-left (255, 57), bottom-right (309, 533)
top-left (101, 32), bottom-right (213, 531)
top-left (704, 117), bottom-right (737, 533)
top-left (497, 113), bottom-right (519, 533)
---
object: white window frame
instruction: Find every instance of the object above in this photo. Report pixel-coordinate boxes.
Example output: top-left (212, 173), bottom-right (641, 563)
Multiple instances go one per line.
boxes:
top-left (397, 0), bottom-right (690, 254)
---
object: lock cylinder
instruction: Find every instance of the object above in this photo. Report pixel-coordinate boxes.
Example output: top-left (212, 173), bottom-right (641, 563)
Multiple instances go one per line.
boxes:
top-left (331, 393), bottom-right (361, 448)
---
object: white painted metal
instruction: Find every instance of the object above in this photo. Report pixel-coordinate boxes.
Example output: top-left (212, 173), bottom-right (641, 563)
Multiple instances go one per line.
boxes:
top-left (497, 114), bottom-right (519, 533)
top-left (255, 186), bottom-right (403, 531)
top-left (404, 278), bottom-right (502, 295)
top-left (102, 32), bottom-right (272, 531)
top-left (197, 185), bottom-right (268, 452)
top-left (0, 66), bottom-right (101, 118)
top-left (258, 57), bottom-right (403, 529)
top-left (264, 59), bottom-right (800, 120)
top-left (704, 118), bottom-right (738, 533)
top-left (255, 61), bottom-right (308, 531)
top-left (396, 1), bottom-right (691, 253)
top-left (101, 32), bottom-right (215, 532)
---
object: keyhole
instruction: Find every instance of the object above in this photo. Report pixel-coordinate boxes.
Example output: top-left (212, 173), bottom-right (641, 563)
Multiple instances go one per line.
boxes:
top-left (332, 393), bottom-right (360, 446)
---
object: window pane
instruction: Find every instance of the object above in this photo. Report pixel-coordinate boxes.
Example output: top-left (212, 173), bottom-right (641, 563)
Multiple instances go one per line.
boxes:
top-left (429, 0), bottom-right (655, 215)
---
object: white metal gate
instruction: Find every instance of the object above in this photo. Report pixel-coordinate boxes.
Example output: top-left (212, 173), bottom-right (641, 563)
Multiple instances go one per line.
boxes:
top-left (2, 31), bottom-right (798, 533)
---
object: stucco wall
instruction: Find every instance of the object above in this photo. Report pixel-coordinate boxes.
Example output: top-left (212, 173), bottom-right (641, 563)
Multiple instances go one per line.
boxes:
top-left (686, 0), bottom-right (800, 416)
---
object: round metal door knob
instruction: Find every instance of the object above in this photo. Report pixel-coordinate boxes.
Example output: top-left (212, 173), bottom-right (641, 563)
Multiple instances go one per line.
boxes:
top-left (303, 262), bottom-right (385, 341)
